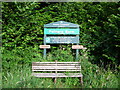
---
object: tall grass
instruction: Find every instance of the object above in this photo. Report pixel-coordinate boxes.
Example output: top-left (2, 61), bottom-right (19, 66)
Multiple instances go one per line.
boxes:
top-left (2, 47), bottom-right (119, 88)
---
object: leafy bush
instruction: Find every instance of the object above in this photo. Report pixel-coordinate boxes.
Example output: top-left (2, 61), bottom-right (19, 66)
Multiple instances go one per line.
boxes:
top-left (2, 49), bottom-right (119, 88)
top-left (2, 2), bottom-right (120, 65)
top-left (2, 2), bottom-right (120, 88)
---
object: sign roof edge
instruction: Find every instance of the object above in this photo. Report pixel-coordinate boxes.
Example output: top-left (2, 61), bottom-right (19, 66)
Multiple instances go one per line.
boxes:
top-left (44, 21), bottom-right (79, 27)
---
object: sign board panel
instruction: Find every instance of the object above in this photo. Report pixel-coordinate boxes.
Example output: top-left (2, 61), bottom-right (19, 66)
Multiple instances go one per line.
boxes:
top-left (44, 28), bottom-right (79, 35)
top-left (72, 45), bottom-right (85, 49)
top-left (46, 36), bottom-right (79, 44)
top-left (43, 21), bottom-right (80, 60)
top-left (39, 45), bottom-right (50, 49)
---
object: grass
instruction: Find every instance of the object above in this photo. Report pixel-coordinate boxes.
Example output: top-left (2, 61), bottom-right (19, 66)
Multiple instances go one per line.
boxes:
top-left (2, 47), bottom-right (119, 88)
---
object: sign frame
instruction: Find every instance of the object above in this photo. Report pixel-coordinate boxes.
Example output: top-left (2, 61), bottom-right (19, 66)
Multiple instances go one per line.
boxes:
top-left (43, 21), bottom-right (80, 60)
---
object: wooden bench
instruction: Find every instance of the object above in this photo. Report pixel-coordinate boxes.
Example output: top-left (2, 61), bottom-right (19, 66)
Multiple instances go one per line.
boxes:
top-left (32, 61), bottom-right (83, 84)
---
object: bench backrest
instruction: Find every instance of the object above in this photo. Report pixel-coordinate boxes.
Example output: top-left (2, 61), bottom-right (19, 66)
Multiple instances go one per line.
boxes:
top-left (32, 62), bottom-right (81, 72)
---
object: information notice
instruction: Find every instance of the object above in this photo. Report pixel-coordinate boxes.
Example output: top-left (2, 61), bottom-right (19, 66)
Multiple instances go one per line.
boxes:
top-left (46, 36), bottom-right (79, 44)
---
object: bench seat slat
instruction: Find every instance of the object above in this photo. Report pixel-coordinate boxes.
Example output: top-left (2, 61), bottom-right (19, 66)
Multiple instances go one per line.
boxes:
top-left (32, 73), bottom-right (83, 77)
top-left (33, 62), bottom-right (80, 64)
top-left (32, 70), bottom-right (81, 71)
top-left (32, 61), bottom-right (82, 82)
top-left (32, 64), bottom-right (80, 66)
top-left (32, 66), bottom-right (81, 70)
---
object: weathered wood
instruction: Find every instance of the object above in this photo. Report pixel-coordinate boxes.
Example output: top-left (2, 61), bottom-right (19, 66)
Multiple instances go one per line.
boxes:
top-left (32, 62), bottom-right (81, 72)
top-left (32, 70), bottom-right (81, 71)
top-left (39, 45), bottom-right (50, 49)
top-left (72, 45), bottom-right (84, 49)
top-left (32, 66), bottom-right (81, 69)
top-left (55, 60), bottom-right (57, 84)
top-left (32, 62), bottom-right (80, 64)
top-left (80, 77), bottom-right (83, 85)
top-left (32, 61), bottom-right (83, 84)
top-left (32, 64), bottom-right (80, 66)
top-left (32, 73), bottom-right (83, 77)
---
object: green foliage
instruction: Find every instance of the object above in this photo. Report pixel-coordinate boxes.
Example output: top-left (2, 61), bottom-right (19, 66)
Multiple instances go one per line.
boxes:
top-left (2, 2), bottom-right (43, 49)
top-left (2, 2), bottom-right (119, 65)
top-left (81, 57), bottom-right (119, 88)
top-left (47, 47), bottom-right (73, 61)
top-left (2, 2), bottom-right (120, 88)
top-left (2, 49), bottom-right (119, 88)
top-left (2, 46), bottom-right (43, 71)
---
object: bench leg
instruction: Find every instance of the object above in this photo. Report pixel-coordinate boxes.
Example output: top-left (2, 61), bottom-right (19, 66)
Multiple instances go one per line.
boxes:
top-left (54, 77), bottom-right (57, 84)
top-left (80, 77), bottom-right (83, 85)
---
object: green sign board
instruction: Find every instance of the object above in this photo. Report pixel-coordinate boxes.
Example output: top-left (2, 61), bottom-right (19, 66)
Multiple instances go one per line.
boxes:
top-left (44, 28), bottom-right (79, 35)
top-left (43, 21), bottom-right (80, 60)
top-left (46, 36), bottom-right (79, 44)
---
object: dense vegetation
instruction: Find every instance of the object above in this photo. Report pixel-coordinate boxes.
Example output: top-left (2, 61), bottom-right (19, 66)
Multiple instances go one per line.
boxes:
top-left (2, 49), bottom-right (119, 88)
top-left (2, 2), bottom-right (120, 88)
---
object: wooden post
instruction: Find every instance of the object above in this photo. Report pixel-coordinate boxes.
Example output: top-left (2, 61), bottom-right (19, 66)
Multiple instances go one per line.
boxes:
top-left (80, 77), bottom-right (83, 86)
